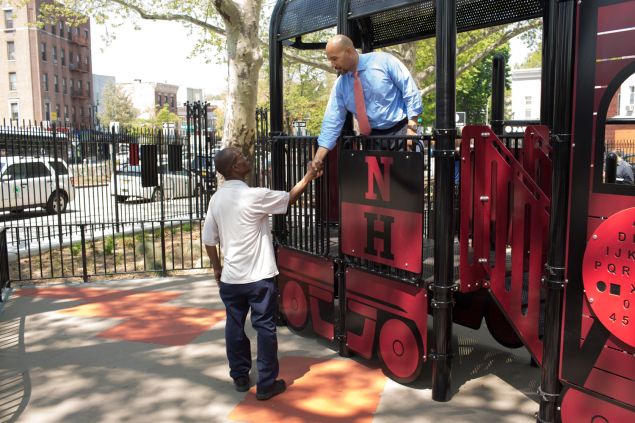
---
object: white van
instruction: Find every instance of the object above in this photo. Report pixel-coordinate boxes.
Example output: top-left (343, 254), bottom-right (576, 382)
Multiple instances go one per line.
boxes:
top-left (0, 156), bottom-right (75, 214)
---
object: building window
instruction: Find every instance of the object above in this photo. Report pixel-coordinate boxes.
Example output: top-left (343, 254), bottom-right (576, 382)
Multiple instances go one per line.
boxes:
top-left (84, 55), bottom-right (88, 65)
top-left (76, 53), bottom-right (80, 64)
top-left (4, 10), bottom-right (13, 30)
top-left (77, 80), bottom-right (82, 95)
top-left (10, 102), bottom-right (19, 120)
top-left (170, 96), bottom-right (175, 107)
top-left (59, 21), bottom-right (63, 35)
top-left (70, 78), bottom-right (74, 95)
top-left (55, 104), bottom-right (60, 120)
top-left (61, 48), bottom-right (65, 66)
top-left (71, 106), bottom-right (76, 121)
top-left (41, 42), bottom-right (47, 61)
top-left (9, 72), bottom-right (17, 90)
top-left (54, 75), bottom-right (59, 93)
top-left (86, 82), bottom-right (91, 97)
top-left (80, 107), bottom-right (84, 117)
top-left (64, 105), bottom-right (68, 120)
top-left (67, 26), bottom-right (72, 39)
top-left (157, 94), bottom-right (162, 105)
top-left (51, 23), bottom-right (56, 35)
top-left (42, 73), bottom-right (49, 92)
top-left (44, 103), bottom-right (51, 121)
top-left (52, 46), bottom-right (57, 63)
top-left (524, 96), bottom-right (533, 119)
top-left (68, 50), bottom-right (73, 64)
top-left (630, 86), bottom-right (635, 104)
top-left (7, 41), bottom-right (15, 60)
top-left (164, 95), bottom-right (168, 105)
top-left (62, 77), bottom-right (67, 94)
top-left (84, 29), bottom-right (89, 39)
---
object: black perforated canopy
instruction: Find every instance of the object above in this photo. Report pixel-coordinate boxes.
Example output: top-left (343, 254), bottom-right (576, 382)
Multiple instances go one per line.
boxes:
top-left (275, 0), bottom-right (543, 48)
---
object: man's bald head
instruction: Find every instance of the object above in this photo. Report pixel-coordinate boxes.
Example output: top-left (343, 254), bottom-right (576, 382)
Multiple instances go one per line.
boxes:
top-left (326, 34), bottom-right (354, 51)
top-left (214, 147), bottom-right (240, 178)
top-left (325, 35), bottom-right (358, 74)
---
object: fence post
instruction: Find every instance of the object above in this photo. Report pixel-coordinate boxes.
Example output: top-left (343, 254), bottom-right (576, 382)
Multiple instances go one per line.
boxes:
top-left (52, 123), bottom-right (64, 249)
top-left (111, 126), bottom-right (121, 232)
top-left (158, 129), bottom-right (167, 277)
top-left (0, 228), bottom-right (10, 300)
top-left (80, 224), bottom-right (88, 283)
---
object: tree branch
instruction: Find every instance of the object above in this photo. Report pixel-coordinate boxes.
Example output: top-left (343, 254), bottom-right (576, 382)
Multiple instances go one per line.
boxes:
top-left (419, 20), bottom-right (541, 96)
top-left (109, 0), bottom-right (227, 36)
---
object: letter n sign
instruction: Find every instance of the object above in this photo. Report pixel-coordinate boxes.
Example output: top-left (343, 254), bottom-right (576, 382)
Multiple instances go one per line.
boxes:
top-left (340, 150), bottom-right (424, 273)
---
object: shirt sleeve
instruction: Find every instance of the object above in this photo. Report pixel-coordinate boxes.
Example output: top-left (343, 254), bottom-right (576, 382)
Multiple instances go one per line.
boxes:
top-left (386, 55), bottom-right (423, 119)
top-left (317, 77), bottom-right (348, 150)
top-left (256, 189), bottom-right (290, 215)
top-left (201, 200), bottom-right (219, 246)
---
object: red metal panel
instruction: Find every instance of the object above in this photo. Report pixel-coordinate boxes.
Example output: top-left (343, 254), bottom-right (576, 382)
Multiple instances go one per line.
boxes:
top-left (595, 57), bottom-right (635, 87)
top-left (460, 126), bottom-right (549, 363)
top-left (341, 202), bottom-right (422, 273)
top-left (277, 247), bottom-right (334, 286)
top-left (585, 367), bottom-right (635, 407)
top-left (596, 30), bottom-right (635, 61)
top-left (346, 299), bottom-right (377, 359)
top-left (561, 386), bottom-right (635, 423)
top-left (582, 207), bottom-right (635, 348)
top-left (345, 267), bottom-right (427, 358)
top-left (588, 193), bottom-right (635, 219)
top-left (522, 125), bottom-right (552, 198)
top-left (597, 0), bottom-right (635, 32)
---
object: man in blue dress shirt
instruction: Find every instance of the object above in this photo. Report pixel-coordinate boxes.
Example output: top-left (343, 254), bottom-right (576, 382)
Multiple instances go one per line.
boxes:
top-left (311, 34), bottom-right (423, 172)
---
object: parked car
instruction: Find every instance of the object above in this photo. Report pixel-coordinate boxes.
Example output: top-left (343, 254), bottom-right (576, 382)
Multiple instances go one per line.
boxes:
top-left (109, 163), bottom-right (198, 202)
top-left (0, 156), bottom-right (75, 214)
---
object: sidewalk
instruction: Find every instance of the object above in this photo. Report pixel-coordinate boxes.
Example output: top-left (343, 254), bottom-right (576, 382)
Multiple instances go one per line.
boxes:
top-left (0, 275), bottom-right (539, 423)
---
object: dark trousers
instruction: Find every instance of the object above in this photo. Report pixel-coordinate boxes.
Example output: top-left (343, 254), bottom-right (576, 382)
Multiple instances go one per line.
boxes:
top-left (370, 119), bottom-right (408, 150)
top-left (219, 278), bottom-right (279, 389)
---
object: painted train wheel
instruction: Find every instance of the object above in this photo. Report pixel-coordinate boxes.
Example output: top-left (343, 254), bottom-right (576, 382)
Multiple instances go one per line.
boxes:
top-left (281, 280), bottom-right (308, 331)
top-left (377, 318), bottom-right (423, 383)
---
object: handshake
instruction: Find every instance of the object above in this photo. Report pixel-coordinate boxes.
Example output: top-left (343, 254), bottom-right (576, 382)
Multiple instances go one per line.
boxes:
top-left (304, 159), bottom-right (325, 181)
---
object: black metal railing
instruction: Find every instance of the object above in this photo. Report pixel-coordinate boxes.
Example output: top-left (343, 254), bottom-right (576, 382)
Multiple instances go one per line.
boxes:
top-left (271, 136), bottom-right (330, 256)
top-left (7, 220), bottom-right (211, 282)
top-left (0, 228), bottom-right (9, 297)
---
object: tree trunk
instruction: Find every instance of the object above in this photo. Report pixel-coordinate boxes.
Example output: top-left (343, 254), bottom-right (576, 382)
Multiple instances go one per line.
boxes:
top-left (221, 5), bottom-right (262, 186)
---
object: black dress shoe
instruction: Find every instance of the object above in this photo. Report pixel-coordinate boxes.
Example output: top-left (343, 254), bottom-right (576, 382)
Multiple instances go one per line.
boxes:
top-left (233, 376), bottom-right (250, 392)
top-left (256, 379), bottom-right (286, 400)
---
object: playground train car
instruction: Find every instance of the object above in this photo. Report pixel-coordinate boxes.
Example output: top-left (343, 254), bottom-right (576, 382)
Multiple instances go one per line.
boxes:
top-left (262, 1), bottom-right (635, 422)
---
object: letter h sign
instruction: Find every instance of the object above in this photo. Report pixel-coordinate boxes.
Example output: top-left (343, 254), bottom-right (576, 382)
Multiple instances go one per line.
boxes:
top-left (340, 151), bottom-right (424, 274)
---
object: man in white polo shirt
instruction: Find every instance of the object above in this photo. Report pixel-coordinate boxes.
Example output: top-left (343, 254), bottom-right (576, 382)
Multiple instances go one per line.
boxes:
top-left (202, 147), bottom-right (316, 400)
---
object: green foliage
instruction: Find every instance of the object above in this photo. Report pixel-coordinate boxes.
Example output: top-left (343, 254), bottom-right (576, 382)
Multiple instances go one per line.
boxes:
top-left (518, 43), bottom-right (542, 69)
top-left (104, 236), bottom-right (115, 255)
top-left (99, 82), bottom-right (138, 126)
top-left (135, 105), bottom-right (180, 129)
top-left (70, 241), bottom-right (82, 257)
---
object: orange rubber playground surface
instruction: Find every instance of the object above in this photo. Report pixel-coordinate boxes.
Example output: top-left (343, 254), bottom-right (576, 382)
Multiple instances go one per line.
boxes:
top-left (0, 275), bottom-right (539, 422)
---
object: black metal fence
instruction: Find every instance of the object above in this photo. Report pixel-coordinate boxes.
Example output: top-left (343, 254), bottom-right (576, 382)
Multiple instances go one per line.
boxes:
top-left (0, 101), bottom-right (236, 282)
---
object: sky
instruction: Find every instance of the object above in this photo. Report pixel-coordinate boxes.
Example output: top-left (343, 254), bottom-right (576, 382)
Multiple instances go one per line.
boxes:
top-left (91, 18), bottom-right (532, 98)
top-left (91, 19), bottom-right (228, 97)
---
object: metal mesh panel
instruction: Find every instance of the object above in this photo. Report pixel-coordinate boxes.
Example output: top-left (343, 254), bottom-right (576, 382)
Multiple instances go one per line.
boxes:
top-left (368, 0), bottom-right (543, 47)
top-left (278, 0), bottom-right (338, 41)
top-left (275, 0), bottom-right (543, 45)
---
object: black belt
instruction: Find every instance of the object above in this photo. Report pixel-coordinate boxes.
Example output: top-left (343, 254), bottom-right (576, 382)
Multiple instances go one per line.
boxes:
top-left (371, 118), bottom-right (408, 135)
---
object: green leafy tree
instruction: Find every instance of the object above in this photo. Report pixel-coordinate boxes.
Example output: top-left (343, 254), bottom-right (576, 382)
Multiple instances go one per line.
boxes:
top-left (98, 82), bottom-right (137, 126)
top-left (518, 43), bottom-right (542, 69)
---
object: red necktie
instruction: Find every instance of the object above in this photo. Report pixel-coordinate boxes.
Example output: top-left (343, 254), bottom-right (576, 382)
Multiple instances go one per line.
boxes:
top-left (353, 71), bottom-right (371, 136)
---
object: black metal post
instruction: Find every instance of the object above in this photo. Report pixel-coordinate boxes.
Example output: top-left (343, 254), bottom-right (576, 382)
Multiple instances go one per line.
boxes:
top-left (186, 102), bottom-right (193, 220)
top-left (431, 0), bottom-right (456, 402)
top-left (52, 123), bottom-right (64, 248)
top-left (80, 224), bottom-right (88, 283)
top-left (541, 0), bottom-right (558, 127)
top-left (111, 126), bottom-right (121, 232)
top-left (491, 54), bottom-right (506, 136)
top-left (269, 1), bottom-right (284, 134)
top-left (538, 1), bottom-right (575, 422)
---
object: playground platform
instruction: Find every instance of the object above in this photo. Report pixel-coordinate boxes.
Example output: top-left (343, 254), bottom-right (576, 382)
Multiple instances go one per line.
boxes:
top-left (0, 274), bottom-right (539, 423)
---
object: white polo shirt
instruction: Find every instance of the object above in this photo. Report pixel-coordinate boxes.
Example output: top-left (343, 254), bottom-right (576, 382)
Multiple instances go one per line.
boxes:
top-left (202, 180), bottom-right (289, 284)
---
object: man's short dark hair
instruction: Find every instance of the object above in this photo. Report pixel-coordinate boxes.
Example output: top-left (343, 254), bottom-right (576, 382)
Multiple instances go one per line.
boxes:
top-left (214, 147), bottom-right (240, 178)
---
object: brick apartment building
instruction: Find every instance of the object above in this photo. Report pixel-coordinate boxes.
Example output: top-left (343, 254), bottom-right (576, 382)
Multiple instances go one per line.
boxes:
top-left (0, 0), bottom-right (93, 126)
top-left (119, 80), bottom-right (179, 120)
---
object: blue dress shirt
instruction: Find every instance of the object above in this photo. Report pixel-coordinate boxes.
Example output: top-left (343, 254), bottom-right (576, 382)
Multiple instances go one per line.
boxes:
top-left (317, 52), bottom-right (423, 150)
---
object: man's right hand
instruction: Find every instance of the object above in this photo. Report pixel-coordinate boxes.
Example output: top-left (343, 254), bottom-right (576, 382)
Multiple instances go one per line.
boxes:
top-left (308, 160), bottom-right (324, 177)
